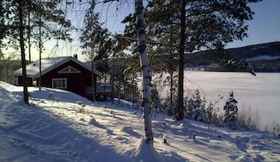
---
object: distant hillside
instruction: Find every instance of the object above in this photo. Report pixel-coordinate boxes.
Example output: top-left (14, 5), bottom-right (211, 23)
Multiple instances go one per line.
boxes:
top-left (105, 41), bottom-right (280, 73)
top-left (227, 42), bottom-right (280, 72)
top-left (183, 41), bottom-right (280, 72)
top-left (228, 41), bottom-right (280, 59)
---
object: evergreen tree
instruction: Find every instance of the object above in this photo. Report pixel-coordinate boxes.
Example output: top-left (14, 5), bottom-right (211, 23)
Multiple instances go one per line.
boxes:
top-left (1, 0), bottom-right (71, 51)
top-left (206, 102), bottom-right (214, 124)
top-left (224, 91), bottom-right (238, 128)
top-left (150, 84), bottom-right (161, 112)
top-left (0, 0), bottom-right (71, 104)
top-left (140, 0), bottom-right (261, 120)
top-left (18, 0), bottom-right (29, 104)
top-left (80, 2), bottom-right (113, 60)
top-left (186, 89), bottom-right (207, 122)
top-left (0, 0), bottom-right (6, 54)
top-left (80, 1), bottom-right (114, 100)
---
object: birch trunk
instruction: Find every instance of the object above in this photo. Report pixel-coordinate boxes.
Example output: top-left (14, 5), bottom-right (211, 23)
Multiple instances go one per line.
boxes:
top-left (135, 0), bottom-right (153, 142)
top-left (18, 0), bottom-right (29, 104)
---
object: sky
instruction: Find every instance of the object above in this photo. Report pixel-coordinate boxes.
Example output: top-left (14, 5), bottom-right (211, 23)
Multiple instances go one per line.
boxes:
top-left (70, 0), bottom-right (280, 57)
top-left (9, 0), bottom-right (278, 60)
top-left (227, 0), bottom-right (280, 48)
top-left (86, 0), bottom-right (280, 48)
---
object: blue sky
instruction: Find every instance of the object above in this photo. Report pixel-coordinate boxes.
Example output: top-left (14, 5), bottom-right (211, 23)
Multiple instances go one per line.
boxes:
top-left (42, 0), bottom-right (280, 59)
top-left (93, 0), bottom-right (280, 48)
top-left (227, 0), bottom-right (280, 48)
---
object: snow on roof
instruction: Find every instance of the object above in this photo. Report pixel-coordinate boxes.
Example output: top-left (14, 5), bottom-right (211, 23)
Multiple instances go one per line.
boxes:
top-left (14, 57), bottom-right (95, 79)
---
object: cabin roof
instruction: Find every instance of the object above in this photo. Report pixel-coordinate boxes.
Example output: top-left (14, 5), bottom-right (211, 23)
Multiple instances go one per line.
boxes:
top-left (14, 56), bottom-right (97, 79)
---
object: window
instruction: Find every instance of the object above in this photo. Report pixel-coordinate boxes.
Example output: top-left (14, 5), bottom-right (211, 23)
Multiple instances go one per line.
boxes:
top-left (52, 78), bottom-right (67, 89)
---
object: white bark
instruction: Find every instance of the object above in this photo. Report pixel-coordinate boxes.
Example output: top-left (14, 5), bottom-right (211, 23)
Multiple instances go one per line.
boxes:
top-left (135, 0), bottom-right (153, 142)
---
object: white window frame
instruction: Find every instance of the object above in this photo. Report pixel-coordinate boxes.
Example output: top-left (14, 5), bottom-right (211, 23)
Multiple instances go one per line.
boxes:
top-left (52, 78), bottom-right (67, 89)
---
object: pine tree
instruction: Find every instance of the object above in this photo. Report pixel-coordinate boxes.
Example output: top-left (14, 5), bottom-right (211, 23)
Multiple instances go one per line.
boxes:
top-left (141, 0), bottom-right (261, 120)
top-left (224, 91), bottom-right (238, 128)
top-left (186, 89), bottom-right (207, 122)
top-left (18, 0), bottom-right (29, 104)
top-left (0, 0), bottom-right (6, 52)
top-left (206, 102), bottom-right (214, 124)
top-left (80, 2), bottom-right (112, 60)
top-left (0, 0), bottom-right (71, 104)
top-left (80, 1), bottom-right (114, 100)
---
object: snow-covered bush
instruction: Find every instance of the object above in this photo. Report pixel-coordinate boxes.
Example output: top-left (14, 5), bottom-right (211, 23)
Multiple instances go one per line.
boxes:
top-left (206, 102), bottom-right (220, 124)
top-left (162, 98), bottom-right (176, 116)
top-left (185, 89), bottom-right (207, 122)
top-left (223, 91), bottom-right (238, 129)
top-left (266, 122), bottom-right (280, 137)
top-left (272, 123), bottom-right (280, 137)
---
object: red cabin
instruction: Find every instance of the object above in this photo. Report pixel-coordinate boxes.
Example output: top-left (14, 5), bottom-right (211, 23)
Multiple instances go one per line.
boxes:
top-left (14, 56), bottom-right (111, 100)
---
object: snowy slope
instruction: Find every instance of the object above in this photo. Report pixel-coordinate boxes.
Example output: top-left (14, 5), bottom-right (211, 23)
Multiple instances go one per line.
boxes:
top-left (0, 81), bottom-right (279, 162)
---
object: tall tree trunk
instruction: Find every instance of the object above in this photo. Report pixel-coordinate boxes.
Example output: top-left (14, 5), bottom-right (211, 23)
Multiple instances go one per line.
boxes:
top-left (135, 0), bottom-right (153, 142)
top-left (132, 73), bottom-right (136, 104)
top-left (27, 0), bottom-right (31, 63)
top-left (110, 71), bottom-right (114, 100)
top-left (38, 9), bottom-right (42, 91)
top-left (170, 71), bottom-right (173, 107)
top-left (176, 0), bottom-right (186, 120)
top-left (5, 61), bottom-right (9, 82)
top-left (91, 60), bottom-right (96, 101)
top-left (18, 1), bottom-right (29, 104)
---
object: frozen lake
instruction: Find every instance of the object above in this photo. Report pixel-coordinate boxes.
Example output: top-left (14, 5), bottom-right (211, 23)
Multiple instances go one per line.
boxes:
top-left (183, 71), bottom-right (280, 128)
top-left (154, 71), bottom-right (280, 128)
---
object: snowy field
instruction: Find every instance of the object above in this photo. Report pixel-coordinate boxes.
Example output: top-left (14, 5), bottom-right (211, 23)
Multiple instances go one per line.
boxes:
top-left (0, 81), bottom-right (279, 162)
top-left (155, 71), bottom-right (280, 129)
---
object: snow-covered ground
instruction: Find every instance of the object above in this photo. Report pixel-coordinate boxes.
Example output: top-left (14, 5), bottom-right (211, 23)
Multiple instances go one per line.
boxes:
top-left (0, 81), bottom-right (279, 162)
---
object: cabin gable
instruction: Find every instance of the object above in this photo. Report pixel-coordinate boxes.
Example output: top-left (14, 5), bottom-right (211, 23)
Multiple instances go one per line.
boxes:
top-left (39, 60), bottom-right (93, 97)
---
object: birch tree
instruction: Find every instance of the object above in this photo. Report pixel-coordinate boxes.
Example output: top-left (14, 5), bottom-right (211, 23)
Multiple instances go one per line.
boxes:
top-left (135, 0), bottom-right (153, 142)
top-left (137, 0), bottom-right (260, 120)
top-left (83, 0), bottom-right (154, 142)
